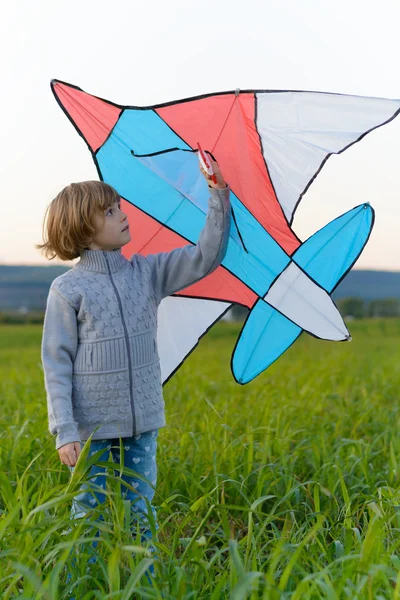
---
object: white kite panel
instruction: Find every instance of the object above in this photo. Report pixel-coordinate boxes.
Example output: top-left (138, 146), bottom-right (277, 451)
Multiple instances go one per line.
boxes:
top-left (264, 262), bottom-right (349, 340)
top-left (256, 91), bottom-right (400, 222)
top-left (157, 296), bottom-right (231, 382)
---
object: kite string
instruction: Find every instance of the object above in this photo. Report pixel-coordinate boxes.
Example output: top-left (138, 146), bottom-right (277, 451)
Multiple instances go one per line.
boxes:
top-left (211, 95), bottom-right (239, 154)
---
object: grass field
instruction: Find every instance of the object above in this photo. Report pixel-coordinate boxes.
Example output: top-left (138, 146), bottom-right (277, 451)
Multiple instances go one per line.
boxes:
top-left (1, 320), bottom-right (400, 599)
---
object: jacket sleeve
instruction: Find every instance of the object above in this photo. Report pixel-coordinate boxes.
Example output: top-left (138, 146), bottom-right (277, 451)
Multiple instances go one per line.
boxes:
top-left (41, 286), bottom-right (81, 450)
top-left (144, 185), bottom-right (231, 302)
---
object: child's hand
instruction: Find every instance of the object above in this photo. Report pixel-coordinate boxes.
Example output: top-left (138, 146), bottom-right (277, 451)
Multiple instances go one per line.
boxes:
top-left (199, 155), bottom-right (227, 189)
top-left (58, 441), bottom-right (81, 467)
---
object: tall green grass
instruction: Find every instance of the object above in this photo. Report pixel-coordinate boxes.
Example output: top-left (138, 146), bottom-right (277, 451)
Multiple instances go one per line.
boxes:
top-left (1, 320), bottom-right (400, 599)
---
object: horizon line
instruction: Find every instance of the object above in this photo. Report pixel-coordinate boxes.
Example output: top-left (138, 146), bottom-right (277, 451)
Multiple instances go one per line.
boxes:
top-left (1, 262), bottom-right (400, 274)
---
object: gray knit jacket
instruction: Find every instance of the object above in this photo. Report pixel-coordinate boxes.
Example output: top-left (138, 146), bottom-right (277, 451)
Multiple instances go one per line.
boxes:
top-left (41, 186), bottom-right (230, 449)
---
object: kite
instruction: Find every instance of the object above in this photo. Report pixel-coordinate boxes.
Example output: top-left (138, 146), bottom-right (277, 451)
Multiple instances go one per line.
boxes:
top-left (51, 79), bottom-right (400, 384)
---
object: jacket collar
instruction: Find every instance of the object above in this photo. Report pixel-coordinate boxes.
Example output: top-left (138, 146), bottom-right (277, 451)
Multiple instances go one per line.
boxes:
top-left (74, 248), bottom-right (128, 274)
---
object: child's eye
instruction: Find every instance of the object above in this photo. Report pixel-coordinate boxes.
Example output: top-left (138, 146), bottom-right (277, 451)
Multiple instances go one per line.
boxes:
top-left (106, 204), bottom-right (121, 215)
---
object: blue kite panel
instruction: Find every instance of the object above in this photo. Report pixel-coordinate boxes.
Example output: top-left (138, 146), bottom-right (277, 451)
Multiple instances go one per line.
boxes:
top-left (292, 204), bottom-right (373, 292)
top-left (232, 299), bottom-right (302, 384)
top-left (112, 109), bottom-right (192, 155)
top-left (132, 149), bottom-right (291, 294)
top-left (99, 134), bottom-right (291, 297)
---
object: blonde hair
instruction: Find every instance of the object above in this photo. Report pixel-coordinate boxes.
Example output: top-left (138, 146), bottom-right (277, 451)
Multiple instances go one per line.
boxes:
top-left (35, 181), bottom-right (121, 261)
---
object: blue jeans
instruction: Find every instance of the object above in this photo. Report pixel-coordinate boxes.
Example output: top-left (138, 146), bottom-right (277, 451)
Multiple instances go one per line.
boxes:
top-left (66, 430), bottom-right (159, 591)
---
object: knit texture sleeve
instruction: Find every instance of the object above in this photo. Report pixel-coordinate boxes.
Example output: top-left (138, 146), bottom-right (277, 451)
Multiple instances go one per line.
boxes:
top-left (144, 185), bottom-right (231, 301)
top-left (41, 286), bottom-right (81, 450)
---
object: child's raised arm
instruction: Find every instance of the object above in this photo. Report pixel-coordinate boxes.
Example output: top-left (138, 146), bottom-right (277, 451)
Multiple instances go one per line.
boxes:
top-left (143, 158), bottom-right (231, 302)
top-left (41, 287), bottom-right (81, 452)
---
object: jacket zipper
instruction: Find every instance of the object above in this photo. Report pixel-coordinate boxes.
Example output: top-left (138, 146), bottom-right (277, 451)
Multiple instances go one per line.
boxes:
top-left (103, 251), bottom-right (136, 433)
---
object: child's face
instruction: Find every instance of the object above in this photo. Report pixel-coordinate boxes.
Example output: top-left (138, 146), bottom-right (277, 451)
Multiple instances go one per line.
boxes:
top-left (87, 198), bottom-right (131, 251)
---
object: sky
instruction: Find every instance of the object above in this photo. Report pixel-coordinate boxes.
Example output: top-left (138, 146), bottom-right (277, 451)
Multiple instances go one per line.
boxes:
top-left (1, 0), bottom-right (399, 270)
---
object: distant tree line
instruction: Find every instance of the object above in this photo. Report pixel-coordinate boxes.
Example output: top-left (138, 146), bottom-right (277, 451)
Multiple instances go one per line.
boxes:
top-left (0, 311), bottom-right (45, 324)
top-left (0, 297), bottom-right (399, 325)
top-left (336, 297), bottom-right (400, 318)
top-left (229, 297), bottom-right (400, 322)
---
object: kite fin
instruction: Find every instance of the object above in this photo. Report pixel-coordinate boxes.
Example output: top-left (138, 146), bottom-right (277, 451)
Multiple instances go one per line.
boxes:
top-left (232, 202), bottom-right (374, 384)
top-left (292, 202), bottom-right (375, 293)
top-left (232, 299), bottom-right (302, 384)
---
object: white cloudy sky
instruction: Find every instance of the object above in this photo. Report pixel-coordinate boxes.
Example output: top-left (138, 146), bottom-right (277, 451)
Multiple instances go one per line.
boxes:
top-left (1, 0), bottom-right (399, 270)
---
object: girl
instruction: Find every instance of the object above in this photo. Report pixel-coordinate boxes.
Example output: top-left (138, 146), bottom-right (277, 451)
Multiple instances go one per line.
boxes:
top-left (37, 158), bottom-right (230, 592)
